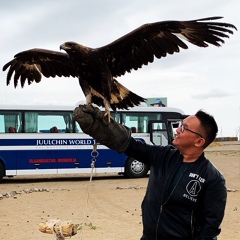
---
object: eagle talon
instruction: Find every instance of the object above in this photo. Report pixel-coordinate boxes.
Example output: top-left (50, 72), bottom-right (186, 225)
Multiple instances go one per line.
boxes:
top-left (104, 111), bottom-right (114, 123)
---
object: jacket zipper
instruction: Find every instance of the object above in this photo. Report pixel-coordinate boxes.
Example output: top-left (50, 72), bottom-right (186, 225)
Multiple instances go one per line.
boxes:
top-left (156, 163), bottom-right (189, 239)
top-left (191, 209), bottom-right (194, 238)
top-left (155, 168), bottom-right (177, 239)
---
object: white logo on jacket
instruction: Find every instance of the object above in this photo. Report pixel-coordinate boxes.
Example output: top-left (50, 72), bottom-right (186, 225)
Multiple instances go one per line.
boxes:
top-left (183, 173), bottom-right (205, 202)
top-left (186, 180), bottom-right (201, 197)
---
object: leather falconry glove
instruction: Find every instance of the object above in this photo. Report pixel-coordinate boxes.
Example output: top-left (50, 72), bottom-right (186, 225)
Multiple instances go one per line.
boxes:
top-left (73, 105), bottom-right (131, 153)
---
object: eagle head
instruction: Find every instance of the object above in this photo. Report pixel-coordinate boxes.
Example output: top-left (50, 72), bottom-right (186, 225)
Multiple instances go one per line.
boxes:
top-left (60, 41), bottom-right (79, 51)
top-left (60, 41), bottom-right (90, 54)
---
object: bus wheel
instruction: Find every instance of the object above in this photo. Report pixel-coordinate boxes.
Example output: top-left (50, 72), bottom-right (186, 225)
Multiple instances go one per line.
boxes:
top-left (125, 158), bottom-right (148, 178)
top-left (0, 162), bottom-right (5, 181)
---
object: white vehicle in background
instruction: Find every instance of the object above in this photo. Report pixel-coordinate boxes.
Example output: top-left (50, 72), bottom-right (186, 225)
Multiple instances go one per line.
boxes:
top-left (0, 104), bottom-right (187, 181)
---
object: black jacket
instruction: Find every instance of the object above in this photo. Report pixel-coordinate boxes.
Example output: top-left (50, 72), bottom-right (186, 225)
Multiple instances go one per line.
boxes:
top-left (125, 138), bottom-right (227, 240)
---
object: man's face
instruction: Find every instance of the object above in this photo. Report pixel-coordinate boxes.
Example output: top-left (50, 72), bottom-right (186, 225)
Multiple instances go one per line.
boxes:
top-left (173, 115), bottom-right (203, 149)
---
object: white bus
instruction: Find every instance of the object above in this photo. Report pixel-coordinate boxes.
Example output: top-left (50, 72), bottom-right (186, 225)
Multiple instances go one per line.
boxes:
top-left (0, 104), bottom-right (187, 181)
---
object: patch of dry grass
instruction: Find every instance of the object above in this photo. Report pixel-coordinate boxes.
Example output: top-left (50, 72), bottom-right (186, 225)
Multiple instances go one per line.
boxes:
top-left (209, 142), bottom-right (223, 147)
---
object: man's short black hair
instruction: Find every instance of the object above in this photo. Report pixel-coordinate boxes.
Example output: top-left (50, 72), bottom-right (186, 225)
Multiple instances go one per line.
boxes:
top-left (195, 110), bottom-right (218, 148)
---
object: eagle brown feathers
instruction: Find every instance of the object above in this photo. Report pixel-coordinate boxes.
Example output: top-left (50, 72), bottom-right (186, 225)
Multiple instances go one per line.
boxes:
top-left (3, 17), bottom-right (237, 121)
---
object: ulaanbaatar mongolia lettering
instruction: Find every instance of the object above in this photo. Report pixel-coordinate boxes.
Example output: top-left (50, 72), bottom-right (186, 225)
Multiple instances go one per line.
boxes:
top-left (36, 139), bottom-right (92, 145)
top-left (29, 159), bottom-right (56, 163)
top-left (29, 158), bottom-right (77, 163)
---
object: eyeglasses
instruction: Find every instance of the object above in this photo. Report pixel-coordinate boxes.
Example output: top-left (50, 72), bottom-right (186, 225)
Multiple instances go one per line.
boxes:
top-left (178, 121), bottom-right (203, 138)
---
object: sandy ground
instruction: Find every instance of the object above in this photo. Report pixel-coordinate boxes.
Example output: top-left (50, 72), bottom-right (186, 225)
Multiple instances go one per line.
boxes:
top-left (0, 141), bottom-right (239, 240)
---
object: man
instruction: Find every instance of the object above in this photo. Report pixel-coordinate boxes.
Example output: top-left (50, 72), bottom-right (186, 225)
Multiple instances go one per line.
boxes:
top-left (73, 105), bottom-right (227, 240)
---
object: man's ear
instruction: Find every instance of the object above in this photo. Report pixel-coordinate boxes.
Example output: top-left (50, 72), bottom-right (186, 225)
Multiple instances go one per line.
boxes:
top-left (195, 137), bottom-right (205, 148)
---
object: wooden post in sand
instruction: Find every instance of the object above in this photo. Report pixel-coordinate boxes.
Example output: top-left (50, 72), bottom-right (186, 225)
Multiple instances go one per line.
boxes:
top-left (39, 219), bottom-right (79, 240)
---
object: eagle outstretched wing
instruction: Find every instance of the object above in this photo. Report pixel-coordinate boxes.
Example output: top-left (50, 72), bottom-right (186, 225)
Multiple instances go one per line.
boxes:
top-left (101, 17), bottom-right (236, 77)
top-left (2, 17), bottom-right (237, 121)
top-left (3, 49), bottom-right (78, 88)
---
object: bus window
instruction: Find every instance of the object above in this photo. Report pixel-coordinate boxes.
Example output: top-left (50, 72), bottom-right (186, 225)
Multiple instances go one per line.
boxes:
top-left (149, 121), bottom-right (169, 146)
top-left (122, 112), bottom-right (162, 133)
top-left (0, 111), bottom-right (22, 133)
top-left (25, 112), bottom-right (38, 132)
top-left (25, 111), bottom-right (74, 133)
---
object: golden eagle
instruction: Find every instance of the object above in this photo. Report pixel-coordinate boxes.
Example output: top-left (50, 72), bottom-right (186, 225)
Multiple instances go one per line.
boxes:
top-left (3, 17), bottom-right (236, 121)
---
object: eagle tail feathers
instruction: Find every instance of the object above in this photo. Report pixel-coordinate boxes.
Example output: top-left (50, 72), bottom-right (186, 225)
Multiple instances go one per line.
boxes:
top-left (110, 79), bottom-right (146, 110)
top-left (90, 79), bottom-right (146, 111)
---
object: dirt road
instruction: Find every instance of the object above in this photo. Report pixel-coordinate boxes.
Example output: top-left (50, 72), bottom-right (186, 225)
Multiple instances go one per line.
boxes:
top-left (0, 141), bottom-right (239, 240)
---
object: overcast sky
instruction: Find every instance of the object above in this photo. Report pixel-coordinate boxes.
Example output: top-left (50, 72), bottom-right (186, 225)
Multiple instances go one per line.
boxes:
top-left (1, 0), bottom-right (239, 137)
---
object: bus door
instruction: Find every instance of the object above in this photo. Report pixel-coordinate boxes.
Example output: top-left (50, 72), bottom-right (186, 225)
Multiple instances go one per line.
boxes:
top-left (149, 120), bottom-right (171, 146)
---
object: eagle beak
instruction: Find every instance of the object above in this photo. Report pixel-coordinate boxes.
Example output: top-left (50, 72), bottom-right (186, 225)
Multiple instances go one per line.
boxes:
top-left (60, 43), bottom-right (66, 51)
